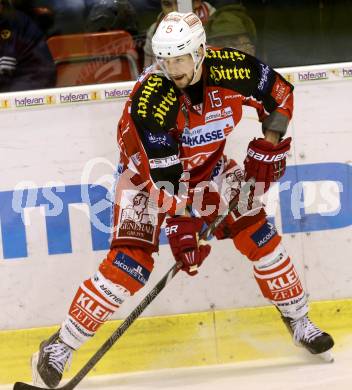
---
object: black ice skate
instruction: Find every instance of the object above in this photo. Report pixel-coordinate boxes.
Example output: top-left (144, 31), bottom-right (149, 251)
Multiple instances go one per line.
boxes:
top-left (31, 330), bottom-right (74, 388)
top-left (282, 314), bottom-right (334, 362)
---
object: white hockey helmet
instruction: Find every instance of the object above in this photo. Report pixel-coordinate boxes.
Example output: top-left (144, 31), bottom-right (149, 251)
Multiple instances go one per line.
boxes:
top-left (152, 12), bottom-right (206, 82)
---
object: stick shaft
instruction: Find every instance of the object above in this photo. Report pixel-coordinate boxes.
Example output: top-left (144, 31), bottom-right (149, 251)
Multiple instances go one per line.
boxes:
top-left (14, 178), bottom-right (255, 390)
top-left (64, 178), bottom-right (255, 389)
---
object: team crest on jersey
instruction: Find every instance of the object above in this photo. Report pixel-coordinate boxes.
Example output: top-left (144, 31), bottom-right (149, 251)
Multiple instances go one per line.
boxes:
top-left (117, 190), bottom-right (157, 244)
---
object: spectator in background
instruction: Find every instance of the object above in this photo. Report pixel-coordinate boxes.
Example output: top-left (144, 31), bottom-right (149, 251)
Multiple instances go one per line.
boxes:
top-left (16, 0), bottom-right (87, 36)
top-left (143, 0), bottom-right (216, 67)
top-left (84, 0), bottom-right (138, 35)
top-left (12, 0), bottom-right (138, 37)
top-left (205, 4), bottom-right (256, 55)
top-left (0, 1), bottom-right (56, 92)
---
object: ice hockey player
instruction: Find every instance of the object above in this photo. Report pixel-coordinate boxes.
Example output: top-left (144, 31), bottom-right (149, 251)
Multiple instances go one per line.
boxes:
top-left (31, 11), bottom-right (334, 388)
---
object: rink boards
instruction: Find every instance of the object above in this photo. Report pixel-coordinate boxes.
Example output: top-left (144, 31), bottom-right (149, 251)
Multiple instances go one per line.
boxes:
top-left (0, 62), bottom-right (352, 384)
top-left (1, 299), bottom-right (351, 384)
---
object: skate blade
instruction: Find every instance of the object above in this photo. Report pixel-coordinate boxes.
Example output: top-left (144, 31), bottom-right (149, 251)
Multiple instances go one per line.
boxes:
top-left (316, 350), bottom-right (334, 363)
top-left (31, 351), bottom-right (46, 387)
top-left (294, 341), bottom-right (334, 363)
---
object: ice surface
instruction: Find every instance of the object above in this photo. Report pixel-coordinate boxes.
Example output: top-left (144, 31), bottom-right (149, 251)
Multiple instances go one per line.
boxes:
top-left (2, 347), bottom-right (351, 390)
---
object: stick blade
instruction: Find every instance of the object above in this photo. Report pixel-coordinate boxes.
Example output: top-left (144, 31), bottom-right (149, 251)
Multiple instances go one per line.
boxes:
top-left (13, 382), bottom-right (48, 390)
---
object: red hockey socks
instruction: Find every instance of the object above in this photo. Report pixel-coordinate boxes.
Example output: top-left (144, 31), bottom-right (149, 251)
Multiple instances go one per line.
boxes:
top-left (253, 243), bottom-right (308, 319)
top-left (60, 247), bottom-right (154, 349)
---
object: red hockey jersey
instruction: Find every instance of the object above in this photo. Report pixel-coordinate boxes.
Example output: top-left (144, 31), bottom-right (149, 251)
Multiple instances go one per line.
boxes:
top-left (117, 46), bottom-right (293, 206)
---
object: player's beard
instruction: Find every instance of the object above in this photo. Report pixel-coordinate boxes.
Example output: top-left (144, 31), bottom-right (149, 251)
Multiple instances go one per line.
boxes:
top-left (170, 72), bottom-right (194, 89)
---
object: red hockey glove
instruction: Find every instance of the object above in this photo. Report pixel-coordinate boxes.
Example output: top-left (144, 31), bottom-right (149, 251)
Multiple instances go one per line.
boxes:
top-left (244, 137), bottom-right (291, 193)
top-left (165, 216), bottom-right (211, 276)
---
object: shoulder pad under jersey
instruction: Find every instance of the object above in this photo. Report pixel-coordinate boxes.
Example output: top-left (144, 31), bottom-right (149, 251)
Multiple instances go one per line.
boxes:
top-left (204, 46), bottom-right (287, 100)
top-left (131, 73), bottom-right (180, 133)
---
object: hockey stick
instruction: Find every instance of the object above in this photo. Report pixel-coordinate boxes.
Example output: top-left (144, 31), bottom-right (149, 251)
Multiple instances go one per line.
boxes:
top-left (13, 178), bottom-right (255, 390)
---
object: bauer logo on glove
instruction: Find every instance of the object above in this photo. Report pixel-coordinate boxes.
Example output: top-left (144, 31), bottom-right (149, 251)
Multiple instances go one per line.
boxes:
top-left (247, 147), bottom-right (289, 163)
top-left (244, 137), bottom-right (291, 193)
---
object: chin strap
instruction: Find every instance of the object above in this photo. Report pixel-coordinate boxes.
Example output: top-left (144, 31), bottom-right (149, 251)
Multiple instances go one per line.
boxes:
top-left (190, 46), bottom-right (205, 85)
